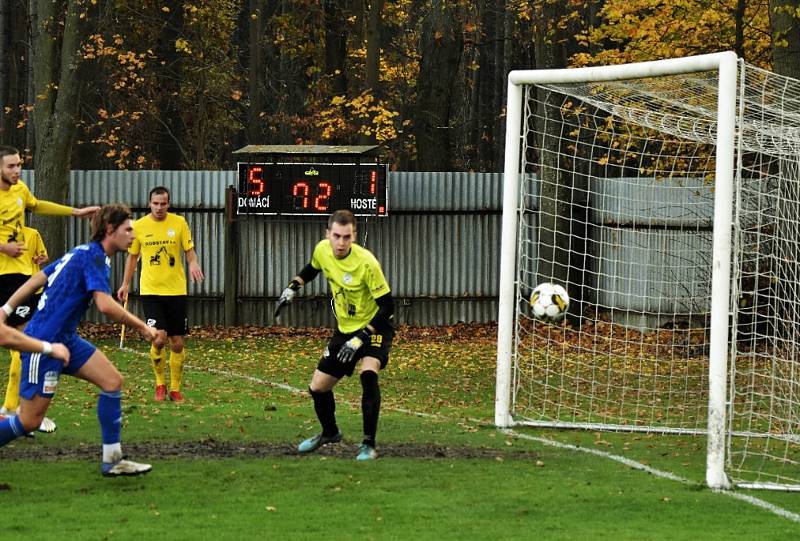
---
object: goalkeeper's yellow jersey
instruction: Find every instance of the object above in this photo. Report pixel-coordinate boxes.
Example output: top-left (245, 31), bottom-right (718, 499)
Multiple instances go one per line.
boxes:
top-left (129, 213), bottom-right (194, 296)
top-left (311, 239), bottom-right (390, 334)
top-left (0, 180), bottom-right (39, 276)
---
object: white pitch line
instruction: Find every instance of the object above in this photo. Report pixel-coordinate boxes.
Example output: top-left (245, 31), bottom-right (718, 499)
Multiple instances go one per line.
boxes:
top-left (506, 429), bottom-right (800, 524)
top-left (121, 346), bottom-right (800, 523)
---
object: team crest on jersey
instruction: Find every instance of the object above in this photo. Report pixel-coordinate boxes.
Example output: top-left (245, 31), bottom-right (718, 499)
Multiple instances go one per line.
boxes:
top-left (16, 197), bottom-right (22, 207)
top-left (343, 273), bottom-right (353, 284)
top-left (43, 371), bottom-right (59, 394)
top-left (167, 228), bottom-right (176, 238)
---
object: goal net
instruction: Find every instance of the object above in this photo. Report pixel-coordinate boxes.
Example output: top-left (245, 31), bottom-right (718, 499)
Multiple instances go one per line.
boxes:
top-left (496, 52), bottom-right (800, 490)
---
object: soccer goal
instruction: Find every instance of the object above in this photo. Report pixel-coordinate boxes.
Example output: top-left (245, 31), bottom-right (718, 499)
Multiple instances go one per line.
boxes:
top-left (496, 51), bottom-right (800, 490)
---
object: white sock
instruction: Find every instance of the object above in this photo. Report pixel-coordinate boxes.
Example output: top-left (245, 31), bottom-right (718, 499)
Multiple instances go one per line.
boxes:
top-left (102, 443), bottom-right (122, 463)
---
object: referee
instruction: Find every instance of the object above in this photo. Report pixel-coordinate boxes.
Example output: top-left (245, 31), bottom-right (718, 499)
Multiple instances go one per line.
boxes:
top-left (277, 209), bottom-right (395, 460)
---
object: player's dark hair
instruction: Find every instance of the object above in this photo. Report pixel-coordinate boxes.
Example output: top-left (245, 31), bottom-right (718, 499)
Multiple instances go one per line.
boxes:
top-left (328, 209), bottom-right (356, 230)
top-left (91, 203), bottom-right (132, 242)
top-left (0, 145), bottom-right (20, 161)
top-left (149, 185), bottom-right (170, 202)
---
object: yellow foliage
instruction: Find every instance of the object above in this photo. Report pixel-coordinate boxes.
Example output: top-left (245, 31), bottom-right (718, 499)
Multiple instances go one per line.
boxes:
top-left (572, 0), bottom-right (772, 68)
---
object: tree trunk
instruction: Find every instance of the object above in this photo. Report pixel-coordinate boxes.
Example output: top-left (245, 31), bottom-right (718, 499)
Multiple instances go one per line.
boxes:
top-left (532, 0), bottom-right (586, 321)
top-left (0, 2), bottom-right (8, 140)
top-left (770, 0), bottom-right (800, 80)
top-left (413, 0), bottom-right (463, 170)
top-left (359, 0), bottom-right (383, 145)
top-left (324, 0), bottom-right (348, 97)
top-left (247, 0), bottom-right (266, 144)
top-left (29, 0), bottom-right (89, 256)
top-left (155, 3), bottom-right (184, 168)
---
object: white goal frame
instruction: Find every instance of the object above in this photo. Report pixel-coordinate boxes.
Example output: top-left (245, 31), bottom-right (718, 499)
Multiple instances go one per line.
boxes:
top-left (495, 52), bottom-right (739, 490)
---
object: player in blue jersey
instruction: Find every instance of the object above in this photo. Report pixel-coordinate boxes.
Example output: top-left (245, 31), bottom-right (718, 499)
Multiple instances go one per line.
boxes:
top-left (0, 204), bottom-right (158, 476)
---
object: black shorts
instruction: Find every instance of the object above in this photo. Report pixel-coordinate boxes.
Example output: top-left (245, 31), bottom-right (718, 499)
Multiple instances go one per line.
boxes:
top-left (0, 273), bottom-right (40, 327)
top-left (141, 295), bottom-right (189, 336)
top-left (317, 325), bottom-right (395, 379)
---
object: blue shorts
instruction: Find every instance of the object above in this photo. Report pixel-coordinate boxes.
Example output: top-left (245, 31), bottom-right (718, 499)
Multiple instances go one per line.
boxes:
top-left (19, 335), bottom-right (98, 399)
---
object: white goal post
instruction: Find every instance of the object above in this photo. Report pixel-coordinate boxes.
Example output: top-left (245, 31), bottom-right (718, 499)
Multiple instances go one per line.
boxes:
top-left (496, 51), bottom-right (800, 491)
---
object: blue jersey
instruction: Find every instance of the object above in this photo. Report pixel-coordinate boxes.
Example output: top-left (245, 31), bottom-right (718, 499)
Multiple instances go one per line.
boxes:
top-left (26, 241), bottom-right (111, 342)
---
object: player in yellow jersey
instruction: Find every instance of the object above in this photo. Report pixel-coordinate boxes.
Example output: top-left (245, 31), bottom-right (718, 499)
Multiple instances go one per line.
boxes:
top-left (276, 210), bottom-right (394, 460)
top-left (0, 146), bottom-right (99, 428)
top-left (0, 227), bottom-right (54, 429)
top-left (117, 186), bottom-right (204, 402)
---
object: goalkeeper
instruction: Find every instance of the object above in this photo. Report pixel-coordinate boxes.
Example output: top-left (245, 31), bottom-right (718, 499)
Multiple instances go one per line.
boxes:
top-left (277, 209), bottom-right (394, 461)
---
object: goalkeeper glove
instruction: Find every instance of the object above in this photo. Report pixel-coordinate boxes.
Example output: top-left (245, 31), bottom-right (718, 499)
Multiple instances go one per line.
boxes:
top-left (337, 328), bottom-right (371, 363)
top-left (274, 279), bottom-right (302, 318)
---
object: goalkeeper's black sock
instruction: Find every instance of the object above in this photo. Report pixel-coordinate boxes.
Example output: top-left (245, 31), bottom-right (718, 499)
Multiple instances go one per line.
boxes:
top-left (309, 387), bottom-right (339, 437)
top-left (360, 370), bottom-right (380, 447)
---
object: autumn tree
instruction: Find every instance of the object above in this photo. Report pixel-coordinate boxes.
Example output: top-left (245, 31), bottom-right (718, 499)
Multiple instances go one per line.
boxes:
top-left (770, 0), bottom-right (800, 79)
top-left (29, 0), bottom-right (95, 255)
top-left (413, 0), bottom-right (464, 170)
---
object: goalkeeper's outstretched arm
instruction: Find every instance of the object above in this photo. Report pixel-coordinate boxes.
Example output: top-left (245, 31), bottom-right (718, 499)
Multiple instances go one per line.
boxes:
top-left (275, 263), bottom-right (321, 318)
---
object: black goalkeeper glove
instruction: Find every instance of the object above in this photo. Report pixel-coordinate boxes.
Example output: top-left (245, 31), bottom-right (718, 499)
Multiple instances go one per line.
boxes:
top-left (274, 280), bottom-right (302, 318)
top-left (337, 328), bottom-right (371, 363)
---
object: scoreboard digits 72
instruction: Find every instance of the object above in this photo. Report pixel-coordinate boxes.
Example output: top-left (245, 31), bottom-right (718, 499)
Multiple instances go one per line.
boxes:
top-left (237, 162), bottom-right (388, 216)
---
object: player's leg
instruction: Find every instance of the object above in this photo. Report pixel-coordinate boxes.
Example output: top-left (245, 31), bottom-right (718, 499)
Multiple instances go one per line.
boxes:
top-left (0, 276), bottom-right (56, 434)
top-left (164, 295), bottom-right (188, 402)
top-left (358, 358), bottom-right (381, 460)
top-left (356, 326), bottom-right (393, 461)
top-left (12, 318), bottom-right (58, 433)
top-left (297, 332), bottom-right (351, 453)
top-left (298, 369), bottom-right (342, 453)
top-left (72, 340), bottom-right (151, 477)
top-left (167, 335), bottom-right (186, 401)
top-left (1, 349), bottom-right (21, 414)
top-left (1, 348), bottom-right (56, 433)
top-left (142, 295), bottom-right (168, 400)
top-left (0, 348), bottom-right (61, 445)
top-left (0, 393), bottom-right (51, 445)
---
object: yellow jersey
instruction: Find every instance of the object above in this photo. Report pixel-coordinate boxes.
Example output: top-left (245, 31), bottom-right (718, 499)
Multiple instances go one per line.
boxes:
top-left (23, 226), bottom-right (47, 293)
top-left (311, 240), bottom-right (390, 334)
top-left (129, 213), bottom-right (195, 296)
top-left (0, 181), bottom-right (39, 276)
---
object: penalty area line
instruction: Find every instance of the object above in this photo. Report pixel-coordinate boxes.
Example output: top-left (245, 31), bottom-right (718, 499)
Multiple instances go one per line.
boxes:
top-left (506, 429), bottom-right (800, 524)
top-left (124, 347), bottom-right (800, 523)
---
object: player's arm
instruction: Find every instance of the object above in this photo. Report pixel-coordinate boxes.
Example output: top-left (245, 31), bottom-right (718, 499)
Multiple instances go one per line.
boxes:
top-left (0, 240), bottom-right (26, 258)
top-left (274, 263), bottom-right (320, 318)
top-left (185, 247), bottom-right (205, 283)
top-left (0, 322), bottom-right (69, 362)
top-left (0, 271), bottom-right (70, 362)
top-left (94, 291), bottom-right (157, 342)
top-left (365, 292), bottom-right (395, 333)
top-left (337, 293), bottom-right (394, 363)
top-left (116, 252), bottom-right (140, 302)
top-left (32, 200), bottom-right (100, 218)
top-left (2, 271), bottom-right (47, 313)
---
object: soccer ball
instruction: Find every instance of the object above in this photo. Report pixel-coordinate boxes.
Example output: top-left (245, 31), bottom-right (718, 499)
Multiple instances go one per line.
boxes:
top-left (530, 283), bottom-right (570, 322)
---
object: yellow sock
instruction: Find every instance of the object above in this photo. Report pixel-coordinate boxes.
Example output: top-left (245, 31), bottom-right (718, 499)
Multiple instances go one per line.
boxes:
top-left (150, 344), bottom-right (166, 386)
top-left (169, 349), bottom-right (185, 392)
top-left (2, 350), bottom-right (21, 411)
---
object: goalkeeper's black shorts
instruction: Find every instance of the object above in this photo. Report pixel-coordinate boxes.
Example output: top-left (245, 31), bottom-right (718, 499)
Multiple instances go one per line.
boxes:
top-left (317, 325), bottom-right (395, 379)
